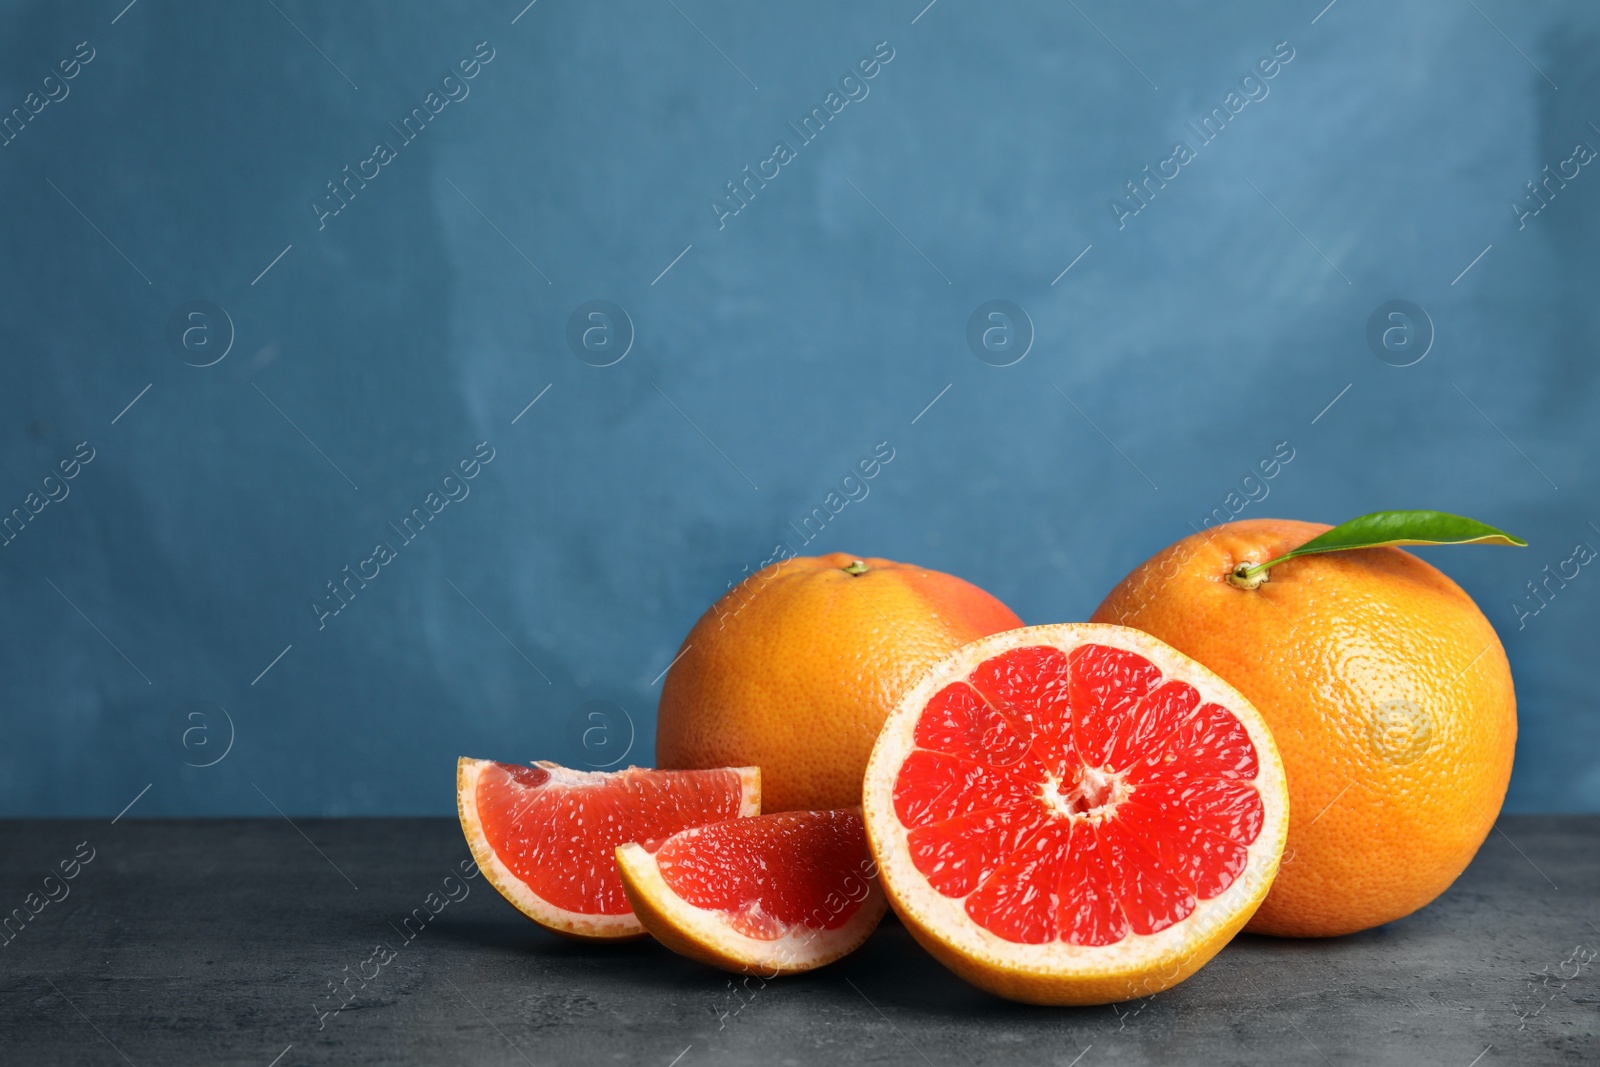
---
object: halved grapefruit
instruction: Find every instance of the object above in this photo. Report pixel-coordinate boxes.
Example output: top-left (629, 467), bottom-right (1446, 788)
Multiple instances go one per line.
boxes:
top-left (862, 623), bottom-right (1288, 1005)
top-left (457, 758), bottom-right (759, 940)
top-left (616, 808), bottom-right (886, 975)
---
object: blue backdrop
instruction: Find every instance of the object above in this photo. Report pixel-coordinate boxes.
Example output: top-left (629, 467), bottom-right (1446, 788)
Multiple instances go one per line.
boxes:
top-left (2, 0), bottom-right (1595, 815)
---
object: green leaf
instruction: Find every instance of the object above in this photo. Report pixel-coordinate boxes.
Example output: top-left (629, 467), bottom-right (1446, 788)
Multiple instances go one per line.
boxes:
top-left (1230, 511), bottom-right (1525, 587)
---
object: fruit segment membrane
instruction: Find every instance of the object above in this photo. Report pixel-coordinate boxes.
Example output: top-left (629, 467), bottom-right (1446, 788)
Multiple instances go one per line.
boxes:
top-left (476, 763), bottom-right (749, 915)
top-left (893, 644), bottom-right (1265, 945)
top-left (649, 810), bottom-right (875, 940)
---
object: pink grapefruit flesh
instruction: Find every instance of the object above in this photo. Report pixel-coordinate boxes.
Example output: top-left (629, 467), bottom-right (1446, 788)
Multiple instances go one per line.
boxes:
top-left (457, 758), bottom-right (760, 940)
top-left (617, 809), bottom-right (887, 974)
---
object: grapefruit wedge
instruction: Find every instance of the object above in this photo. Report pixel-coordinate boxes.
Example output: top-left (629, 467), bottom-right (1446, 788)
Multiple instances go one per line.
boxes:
top-left (457, 758), bottom-right (759, 940)
top-left (616, 809), bottom-right (886, 975)
top-left (862, 624), bottom-right (1288, 1005)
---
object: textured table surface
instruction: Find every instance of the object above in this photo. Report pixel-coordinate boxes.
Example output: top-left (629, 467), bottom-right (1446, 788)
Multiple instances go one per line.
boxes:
top-left (2, 816), bottom-right (1595, 1066)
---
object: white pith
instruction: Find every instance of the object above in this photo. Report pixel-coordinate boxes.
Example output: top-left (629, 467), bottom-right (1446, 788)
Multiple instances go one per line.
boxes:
top-left (1041, 764), bottom-right (1130, 822)
top-left (862, 623), bottom-right (1290, 982)
top-left (616, 830), bottom-right (888, 975)
top-left (457, 757), bottom-right (761, 940)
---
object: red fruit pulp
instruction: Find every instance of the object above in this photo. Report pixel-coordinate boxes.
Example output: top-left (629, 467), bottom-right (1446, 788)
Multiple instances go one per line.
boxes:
top-left (476, 762), bottom-right (749, 915)
top-left (892, 644), bottom-right (1265, 945)
top-left (651, 810), bottom-right (875, 940)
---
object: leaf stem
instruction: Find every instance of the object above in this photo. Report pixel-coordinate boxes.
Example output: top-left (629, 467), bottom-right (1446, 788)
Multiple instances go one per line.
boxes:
top-left (1222, 510), bottom-right (1524, 590)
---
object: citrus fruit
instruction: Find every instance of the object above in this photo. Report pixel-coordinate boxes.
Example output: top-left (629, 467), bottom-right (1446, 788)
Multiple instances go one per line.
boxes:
top-left (1091, 518), bottom-right (1516, 937)
top-left (657, 553), bottom-right (1024, 812)
top-left (456, 758), bottom-right (759, 940)
top-left (862, 623), bottom-right (1288, 1005)
top-left (616, 808), bottom-right (886, 975)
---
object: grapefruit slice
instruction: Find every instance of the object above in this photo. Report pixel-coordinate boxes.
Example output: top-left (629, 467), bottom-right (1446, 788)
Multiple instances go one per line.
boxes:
top-left (457, 758), bottom-right (759, 940)
top-left (862, 623), bottom-right (1288, 1005)
top-left (616, 809), bottom-right (887, 975)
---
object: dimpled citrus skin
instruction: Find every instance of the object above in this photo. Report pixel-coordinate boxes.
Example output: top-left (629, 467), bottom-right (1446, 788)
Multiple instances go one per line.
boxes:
top-left (657, 554), bottom-right (1025, 812)
top-left (1091, 519), bottom-right (1517, 937)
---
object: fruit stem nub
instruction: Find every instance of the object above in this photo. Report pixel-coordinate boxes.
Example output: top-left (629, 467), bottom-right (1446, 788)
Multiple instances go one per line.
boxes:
top-left (1225, 562), bottom-right (1270, 590)
top-left (843, 559), bottom-right (869, 576)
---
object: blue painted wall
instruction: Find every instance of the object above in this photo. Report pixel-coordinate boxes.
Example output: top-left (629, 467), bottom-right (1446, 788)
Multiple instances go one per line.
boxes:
top-left (1, 0), bottom-right (1595, 815)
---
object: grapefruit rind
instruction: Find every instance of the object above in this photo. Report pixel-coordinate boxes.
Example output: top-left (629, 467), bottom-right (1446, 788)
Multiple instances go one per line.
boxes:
top-left (616, 821), bottom-right (888, 976)
top-left (456, 757), bottom-right (760, 941)
top-left (862, 623), bottom-right (1289, 1006)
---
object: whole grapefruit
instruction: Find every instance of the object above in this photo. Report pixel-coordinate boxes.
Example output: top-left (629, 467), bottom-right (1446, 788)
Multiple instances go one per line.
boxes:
top-left (657, 553), bottom-right (1024, 812)
top-left (1090, 518), bottom-right (1516, 937)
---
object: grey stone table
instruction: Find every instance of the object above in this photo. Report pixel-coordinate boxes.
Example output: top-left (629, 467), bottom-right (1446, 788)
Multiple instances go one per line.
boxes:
top-left (2, 817), bottom-right (1595, 1066)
